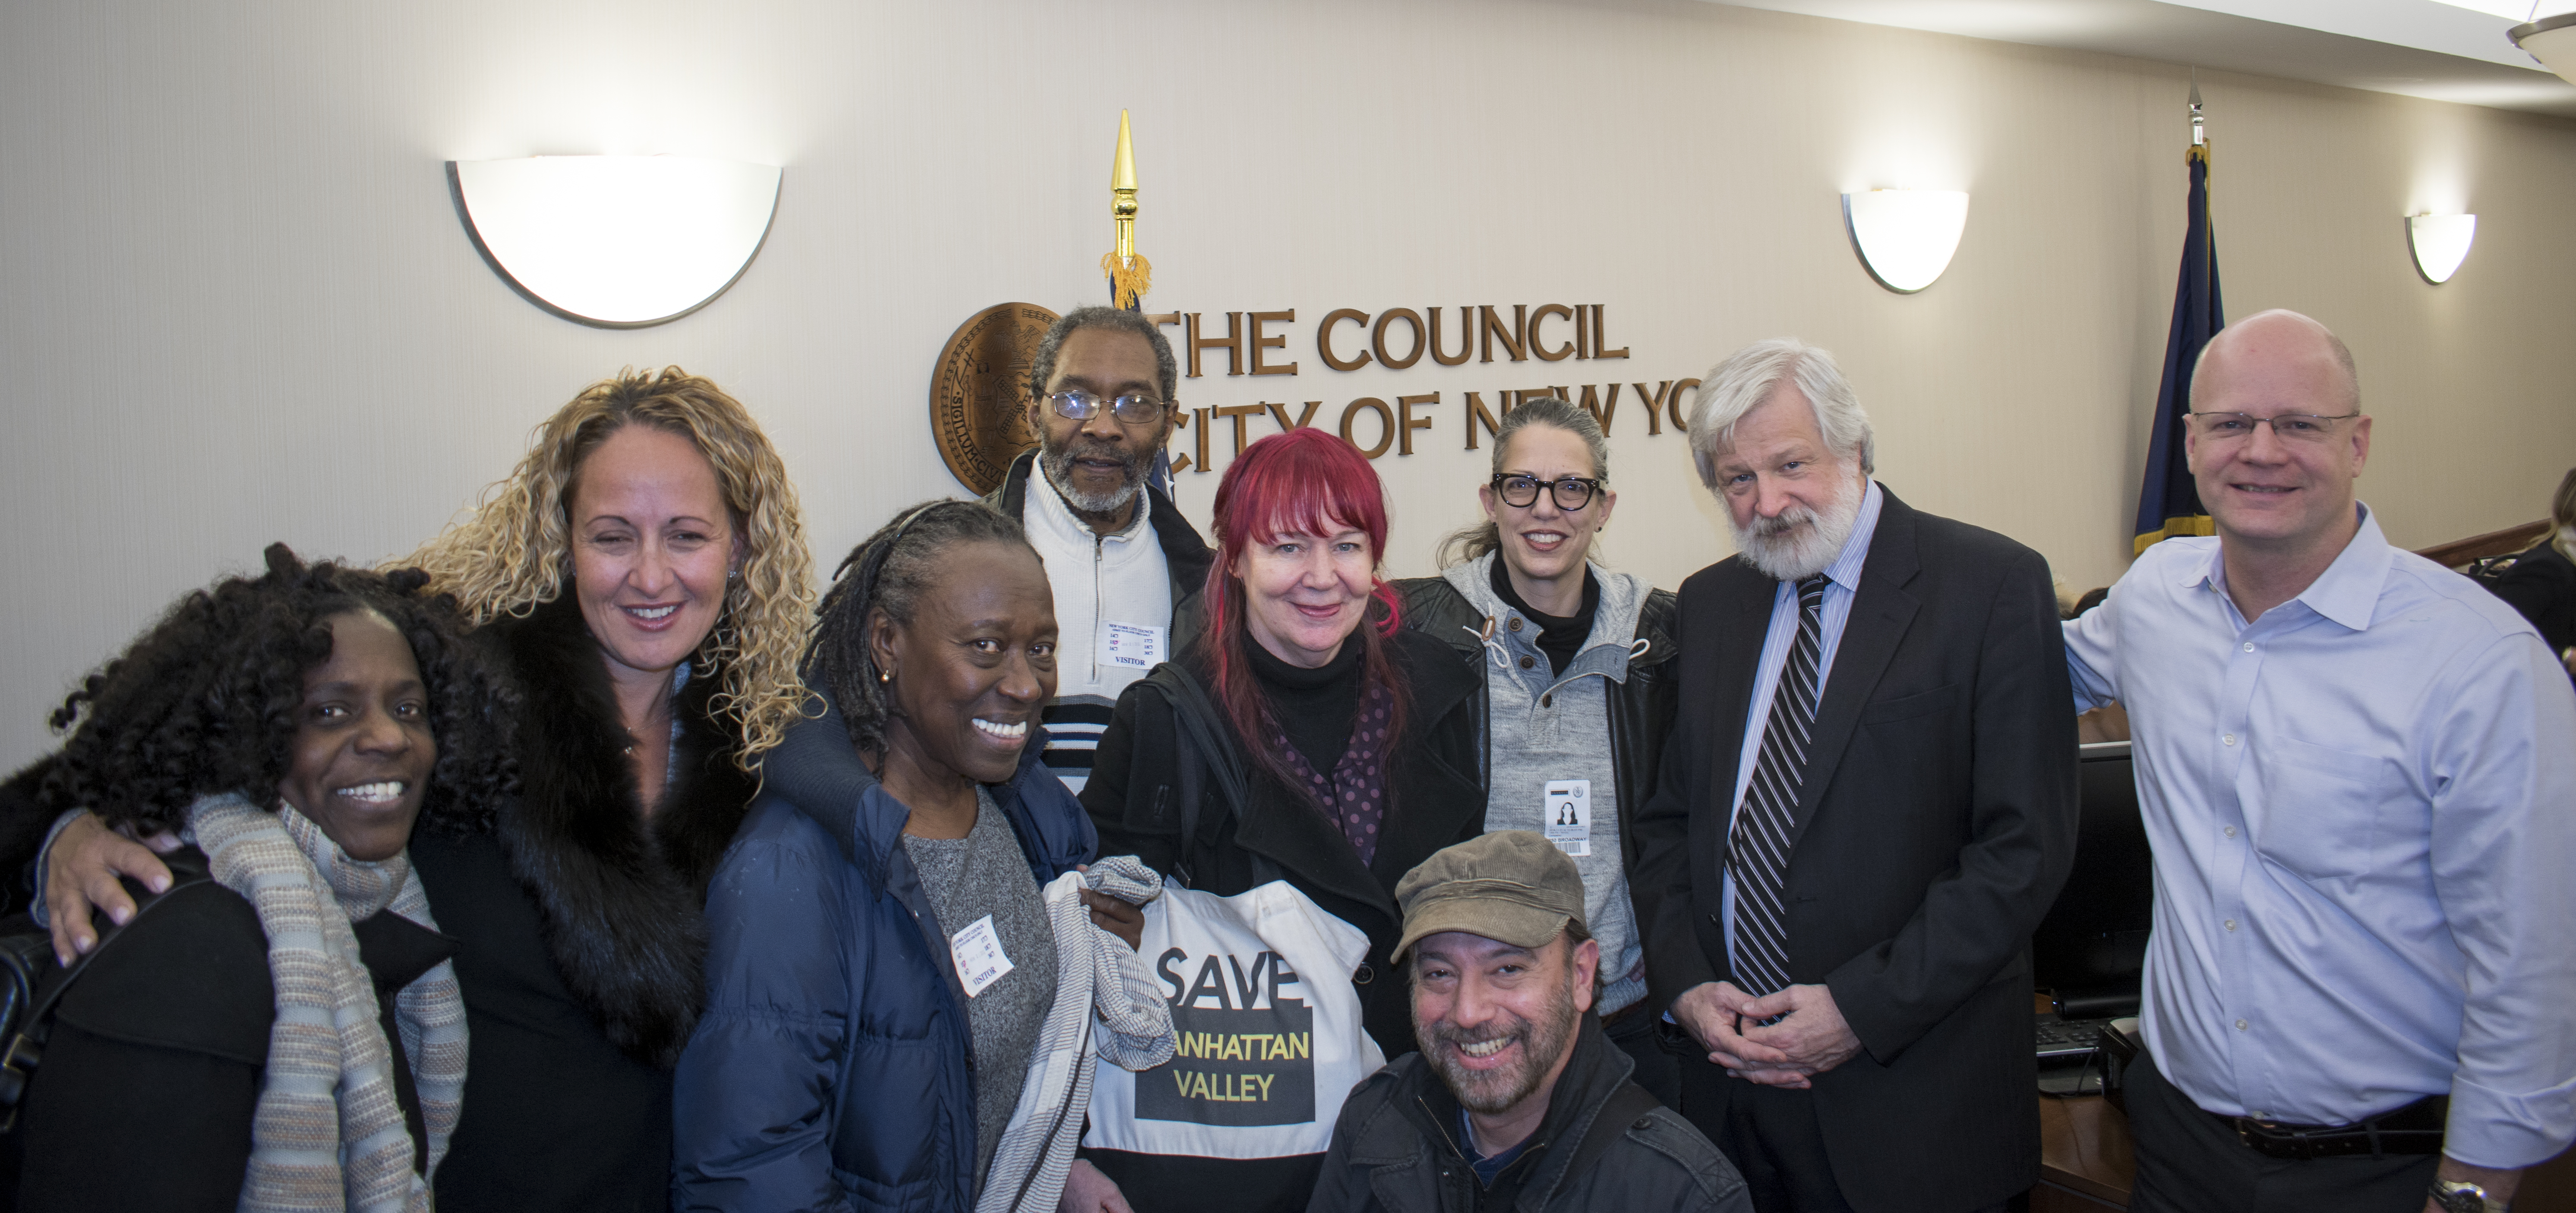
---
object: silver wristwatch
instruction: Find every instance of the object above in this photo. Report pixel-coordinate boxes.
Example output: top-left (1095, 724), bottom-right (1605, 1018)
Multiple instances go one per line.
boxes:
top-left (2430, 1179), bottom-right (2509, 1213)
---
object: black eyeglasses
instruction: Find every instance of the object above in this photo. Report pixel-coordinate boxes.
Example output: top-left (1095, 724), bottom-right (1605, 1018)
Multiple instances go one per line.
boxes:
top-left (1491, 473), bottom-right (1602, 510)
top-left (1046, 388), bottom-right (1166, 426)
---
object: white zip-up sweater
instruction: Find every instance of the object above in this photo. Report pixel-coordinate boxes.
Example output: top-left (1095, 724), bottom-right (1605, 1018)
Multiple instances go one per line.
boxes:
top-left (1021, 471), bottom-right (1173, 793)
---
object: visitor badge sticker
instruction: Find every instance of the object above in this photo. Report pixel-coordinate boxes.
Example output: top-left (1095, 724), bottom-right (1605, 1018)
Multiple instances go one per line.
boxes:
top-left (1544, 780), bottom-right (1591, 856)
top-left (950, 914), bottom-right (1015, 997)
top-left (1102, 621), bottom-right (1168, 670)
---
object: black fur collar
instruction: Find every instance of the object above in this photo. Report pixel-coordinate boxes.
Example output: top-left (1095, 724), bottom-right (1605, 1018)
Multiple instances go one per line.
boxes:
top-left (482, 594), bottom-right (759, 1068)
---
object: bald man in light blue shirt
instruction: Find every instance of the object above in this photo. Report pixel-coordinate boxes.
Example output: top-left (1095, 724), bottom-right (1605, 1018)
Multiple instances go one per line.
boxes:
top-left (2065, 311), bottom-right (2576, 1213)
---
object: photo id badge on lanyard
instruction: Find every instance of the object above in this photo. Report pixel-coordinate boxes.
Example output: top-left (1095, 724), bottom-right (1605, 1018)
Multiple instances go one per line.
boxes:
top-left (1100, 620), bottom-right (1168, 671)
top-left (950, 914), bottom-right (1015, 998)
top-left (1544, 779), bottom-right (1591, 857)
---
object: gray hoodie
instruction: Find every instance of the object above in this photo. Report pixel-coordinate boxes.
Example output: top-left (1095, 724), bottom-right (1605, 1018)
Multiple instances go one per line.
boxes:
top-left (1433, 554), bottom-right (1652, 1013)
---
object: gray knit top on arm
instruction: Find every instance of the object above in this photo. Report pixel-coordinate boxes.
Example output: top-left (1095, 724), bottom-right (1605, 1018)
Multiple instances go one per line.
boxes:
top-left (900, 787), bottom-right (1059, 1195)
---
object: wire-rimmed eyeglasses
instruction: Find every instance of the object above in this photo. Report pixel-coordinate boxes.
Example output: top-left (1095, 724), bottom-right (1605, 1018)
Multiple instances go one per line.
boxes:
top-left (2185, 412), bottom-right (2359, 444)
top-left (1045, 388), bottom-right (1167, 426)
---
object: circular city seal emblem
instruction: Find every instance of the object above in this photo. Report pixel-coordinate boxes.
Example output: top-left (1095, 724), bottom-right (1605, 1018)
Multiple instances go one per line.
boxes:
top-left (930, 302), bottom-right (1059, 496)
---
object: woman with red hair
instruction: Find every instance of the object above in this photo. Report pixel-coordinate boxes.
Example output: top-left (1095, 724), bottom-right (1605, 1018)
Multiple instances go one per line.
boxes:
top-left (1077, 427), bottom-right (1485, 1213)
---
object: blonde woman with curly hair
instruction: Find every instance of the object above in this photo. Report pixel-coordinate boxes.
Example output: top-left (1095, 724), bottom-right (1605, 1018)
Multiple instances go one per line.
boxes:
top-left (38, 367), bottom-right (814, 1213)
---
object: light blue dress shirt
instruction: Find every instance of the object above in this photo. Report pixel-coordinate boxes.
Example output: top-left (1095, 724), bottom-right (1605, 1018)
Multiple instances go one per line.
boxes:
top-left (2064, 504), bottom-right (2576, 1169)
top-left (1720, 480), bottom-right (1885, 973)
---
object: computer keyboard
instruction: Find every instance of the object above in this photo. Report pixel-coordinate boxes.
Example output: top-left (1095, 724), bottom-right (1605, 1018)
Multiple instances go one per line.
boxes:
top-left (2035, 1016), bottom-right (2116, 1060)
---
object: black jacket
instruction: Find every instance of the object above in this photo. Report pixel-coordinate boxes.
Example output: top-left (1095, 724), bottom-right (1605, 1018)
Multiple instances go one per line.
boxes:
top-left (1308, 1016), bottom-right (1749, 1213)
top-left (1393, 575), bottom-right (1680, 879)
top-left (13, 847), bottom-right (455, 1213)
top-left (0, 767), bottom-right (59, 917)
top-left (1631, 487), bottom-right (2079, 1213)
top-left (405, 592), bottom-right (758, 1213)
top-left (1080, 627), bottom-right (1486, 1213)
top-left (983, 447), bottom-right (1217, 646)
top-left (2488, 539), bottom-right (2576, 657)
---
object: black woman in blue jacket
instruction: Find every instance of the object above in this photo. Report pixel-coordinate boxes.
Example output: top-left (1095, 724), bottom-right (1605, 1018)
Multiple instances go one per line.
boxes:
top-left (673, 501), bottom-right (1121, 1212)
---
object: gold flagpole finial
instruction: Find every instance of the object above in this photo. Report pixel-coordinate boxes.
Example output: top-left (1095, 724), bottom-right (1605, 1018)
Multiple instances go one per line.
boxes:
top-left (1104, 109), bottom-right (1151, 307)
top-left (1112, 110), bottom-right (1139, 195)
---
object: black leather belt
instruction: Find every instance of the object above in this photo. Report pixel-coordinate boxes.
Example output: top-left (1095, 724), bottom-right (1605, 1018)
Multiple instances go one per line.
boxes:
top-left (2210, 1094), bottom-right (2448, 1160)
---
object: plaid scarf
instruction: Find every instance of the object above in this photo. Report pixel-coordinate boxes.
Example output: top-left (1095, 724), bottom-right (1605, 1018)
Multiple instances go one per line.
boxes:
top-left (186, 794), bottom-right (469, 1213)
top-left (976, 857), bottom-right (1174, 1213)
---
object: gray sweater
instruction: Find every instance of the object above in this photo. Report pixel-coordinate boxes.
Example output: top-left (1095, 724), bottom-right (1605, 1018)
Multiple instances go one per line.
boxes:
top-left (903, 790), bottom-right (1060, 1191)
top-left (1435, 554), bottom-right (1652, 1013)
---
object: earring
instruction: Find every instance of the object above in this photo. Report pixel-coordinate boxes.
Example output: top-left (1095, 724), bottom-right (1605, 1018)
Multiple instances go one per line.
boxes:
top-left (879, 671), bottom-right (890, 684)
top-left (728, 568), bottom-right (740, 580)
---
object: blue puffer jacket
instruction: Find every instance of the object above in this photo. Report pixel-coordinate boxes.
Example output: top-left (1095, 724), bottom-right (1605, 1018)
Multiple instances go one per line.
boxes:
top-left (671, 702), bottom-right (1097, 1213)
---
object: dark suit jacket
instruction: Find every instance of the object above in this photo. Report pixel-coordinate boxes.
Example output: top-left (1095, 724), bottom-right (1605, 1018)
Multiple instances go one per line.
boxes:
top-left (1632, 486), bottom-right (2078, 1213)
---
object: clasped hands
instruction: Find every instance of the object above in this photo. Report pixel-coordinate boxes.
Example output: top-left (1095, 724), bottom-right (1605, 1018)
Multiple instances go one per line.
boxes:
top-left (1670, 980), bottom-right (1862, 1088)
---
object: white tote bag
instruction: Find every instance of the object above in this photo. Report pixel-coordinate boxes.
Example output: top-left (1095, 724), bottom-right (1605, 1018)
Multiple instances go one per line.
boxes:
top-left (1081, 879), bottom-right (1386, 1160)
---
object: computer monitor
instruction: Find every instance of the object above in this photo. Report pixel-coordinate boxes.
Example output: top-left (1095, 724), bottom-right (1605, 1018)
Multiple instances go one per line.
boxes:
top-left (2031, 741), bottom-right (2154, 1018)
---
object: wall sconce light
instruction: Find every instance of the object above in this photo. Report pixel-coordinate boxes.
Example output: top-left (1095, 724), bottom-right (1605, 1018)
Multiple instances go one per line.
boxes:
top-left (2510, 12), bottom-right (2576, 88)
top-left (1841, 189), bottom-right (1971, 293)
top-left (447, 156), bottom-right (782, 328)
top-left (2406, 213), bottom-right (2476, 284)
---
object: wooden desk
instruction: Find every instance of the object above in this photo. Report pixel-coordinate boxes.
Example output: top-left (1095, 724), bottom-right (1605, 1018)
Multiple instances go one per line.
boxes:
top-left (2035, 1093), bottom-right (2132, 1211)
top-left (2031, 993), bottom-right (2133, 1210)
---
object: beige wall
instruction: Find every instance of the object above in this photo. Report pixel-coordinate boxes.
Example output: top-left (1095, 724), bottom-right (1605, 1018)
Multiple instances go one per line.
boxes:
top-left (3, 0), bottom-right (2571, 770)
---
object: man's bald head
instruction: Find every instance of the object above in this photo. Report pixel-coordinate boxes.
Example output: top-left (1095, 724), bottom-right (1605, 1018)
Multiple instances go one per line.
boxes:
top-left (2183, 308), bottom-right (2374, 582)
top-left (2191, 309), bottom-right (2359, 415)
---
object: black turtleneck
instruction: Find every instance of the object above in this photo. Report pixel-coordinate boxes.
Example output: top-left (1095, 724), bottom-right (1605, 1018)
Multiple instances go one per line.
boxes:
top-left (1244, 634), bottom-right (1364, 773)
top-left (1489, 559), bottom-right (1600, 677)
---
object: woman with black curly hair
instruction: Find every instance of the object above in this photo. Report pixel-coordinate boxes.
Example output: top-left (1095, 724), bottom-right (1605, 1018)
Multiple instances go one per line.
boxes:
top-left (30, 368), bottom-right (814, 1212)
top-left (10, 544), bottom-right (515, 1213)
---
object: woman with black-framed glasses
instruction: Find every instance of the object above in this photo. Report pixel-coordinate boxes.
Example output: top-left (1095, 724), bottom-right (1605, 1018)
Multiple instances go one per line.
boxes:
top-left (1393, 395), bottom-right (1687, 1108)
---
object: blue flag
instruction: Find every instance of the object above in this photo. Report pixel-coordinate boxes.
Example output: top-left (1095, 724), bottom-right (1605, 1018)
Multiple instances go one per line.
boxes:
top-left (2134, 145), bottom-right (2223, 554)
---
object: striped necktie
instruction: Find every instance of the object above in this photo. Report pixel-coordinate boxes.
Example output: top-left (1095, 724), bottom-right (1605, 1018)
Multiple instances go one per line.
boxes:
top-left (1728, 573), bottom-right (1830, 998)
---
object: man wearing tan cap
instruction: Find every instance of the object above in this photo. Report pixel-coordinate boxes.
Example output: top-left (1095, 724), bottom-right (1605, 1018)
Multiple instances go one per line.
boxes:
top-left (1307, 832), bottom-right (1750, 1213)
